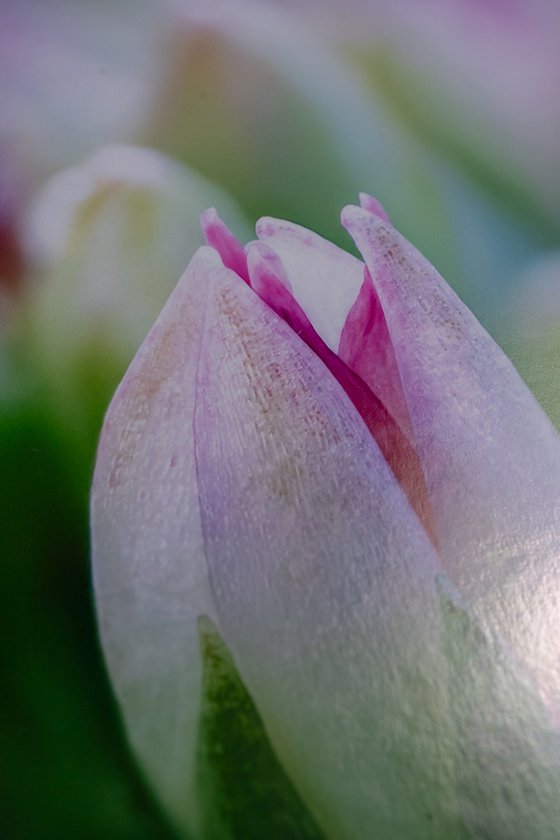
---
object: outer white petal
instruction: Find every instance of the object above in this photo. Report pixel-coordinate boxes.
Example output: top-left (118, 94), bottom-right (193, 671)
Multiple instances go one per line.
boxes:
top-left (193, 270), bottom-right (465, 838)
top-left (91, 246), bottom-right (221, 835)
top-left (343, 204), bottom-right (560, 716)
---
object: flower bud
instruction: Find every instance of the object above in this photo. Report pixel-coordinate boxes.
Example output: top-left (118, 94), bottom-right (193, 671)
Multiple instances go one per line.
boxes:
top-left (24, 144), bottom-right (249, 443)
top-left (93, 196), bottom-right (560, 837)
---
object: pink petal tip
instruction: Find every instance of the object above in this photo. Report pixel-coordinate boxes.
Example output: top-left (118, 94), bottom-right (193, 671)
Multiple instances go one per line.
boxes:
top-left (358, 193), bottom-right (391, 224)
top-left (200, 207), bottom-right (249, 283)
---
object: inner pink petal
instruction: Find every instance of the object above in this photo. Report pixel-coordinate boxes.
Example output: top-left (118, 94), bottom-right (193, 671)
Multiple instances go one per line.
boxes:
top-left (339, 267), bottom-right (412, 437)
top-left (247, 241), bottom-right (433, 537)
top-left (359, 192), bottom-right (392, 223)
top-left (200, 208), bottom-right (250, 283)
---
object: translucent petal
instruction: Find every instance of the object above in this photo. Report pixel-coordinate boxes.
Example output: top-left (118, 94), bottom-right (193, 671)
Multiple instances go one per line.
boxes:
top-left (246, 240), bottom-right (432, 531)
top-left (91, 246), bottom-right (221, 834)
top-left (193, 268), bottom-right (464, 838)
top-left (256, 215), bottom-right (364, 350)
top-left (338, 266), bottom-right (412, 437)
top-left (342, 203), bottom-right (560, 717)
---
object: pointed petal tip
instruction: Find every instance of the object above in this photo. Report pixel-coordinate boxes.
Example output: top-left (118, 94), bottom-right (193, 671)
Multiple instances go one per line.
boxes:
top-left (341, 202), bottom-right (388, 233)
top-left (200, 207), bottom-right (218, 228)
top-left (245, 238), bottom-right (275, 261)
top-left (255, 216), bottom-right (287, 240)
top-left (199, 208), bottom-right (249, 281)
top-left (255, 216), bottom-right (322, 248)
top-left (341, 205), bottom-right (402, 279)
top-left (358, 192), bottom-right (392, 224)
top-left (95, 244), bottom-right (221, 427)
top-left (246, 239), bottom-right (291, 287)
top-left (340, 202), bottom-right (366, 229)
top-left (191, 243), bottom-right (224, 268)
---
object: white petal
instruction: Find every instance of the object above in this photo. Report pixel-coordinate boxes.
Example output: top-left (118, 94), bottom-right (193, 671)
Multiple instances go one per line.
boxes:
top-left (91, 246), bottom-right (221, 835)
top-left (194, 268), bottom-right (464, 838)
top-left (256, 216), bottom-right (364, 350)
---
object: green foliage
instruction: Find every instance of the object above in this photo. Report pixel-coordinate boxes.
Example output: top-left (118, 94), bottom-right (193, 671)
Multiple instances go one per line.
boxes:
top-left (0, 389), bottom-right (176, 838)
top-left (195, 618), bottom-right (326, 840)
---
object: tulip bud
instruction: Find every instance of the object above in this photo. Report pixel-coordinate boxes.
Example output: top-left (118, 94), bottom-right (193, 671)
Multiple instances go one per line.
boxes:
top-left (24, 144), bottom-right (249, 446)
top-left (92, 196), bottom-right (560, 837)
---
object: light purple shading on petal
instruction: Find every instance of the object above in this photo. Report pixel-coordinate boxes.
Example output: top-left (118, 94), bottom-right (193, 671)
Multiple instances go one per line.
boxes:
top-left (342, 202), bottom-right (560, 718)
top-left (246, 238), bottom-right (293, 292)
top-left (192, 267), bottom-right (560, 838)
top-left (193, 267), bottom-right (459, 838)
top-left (247, 240), bottom-right (433, 533)
top-left (359, 191), bottom-right (391, 223)
top-left (338, 266), bottom-right (412, 437)
top-left (92, 227), bottom-right (560, 837)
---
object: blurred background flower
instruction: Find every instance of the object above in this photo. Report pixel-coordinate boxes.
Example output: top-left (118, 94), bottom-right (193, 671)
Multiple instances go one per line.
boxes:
top-left (269, 0), bottom-right (560, 229)
top-left (24, 143), bottom-right (249, 452)
top-left (2, 0), bottom-right (559, 836)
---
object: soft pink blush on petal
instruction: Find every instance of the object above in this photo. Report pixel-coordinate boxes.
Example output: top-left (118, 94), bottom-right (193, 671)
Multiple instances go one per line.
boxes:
top-left (200, 207), bottom-right (250, 283)
top-left (192, 267), bottom-right (455, 838)
top-left (339, 266), bottom-right (412, 438)
top-left (338, 192), bottom-right (411, 435)
top-left (342, 201), bottom-right (560, 719)
top-left (255, 206), bottom-right (413, 442)
top-left (358, 191), bottom-right (392, 223)
top-left (203, 210), bottom-right (434, 537)
top-left (246, 239), bottom-right (434, 537)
